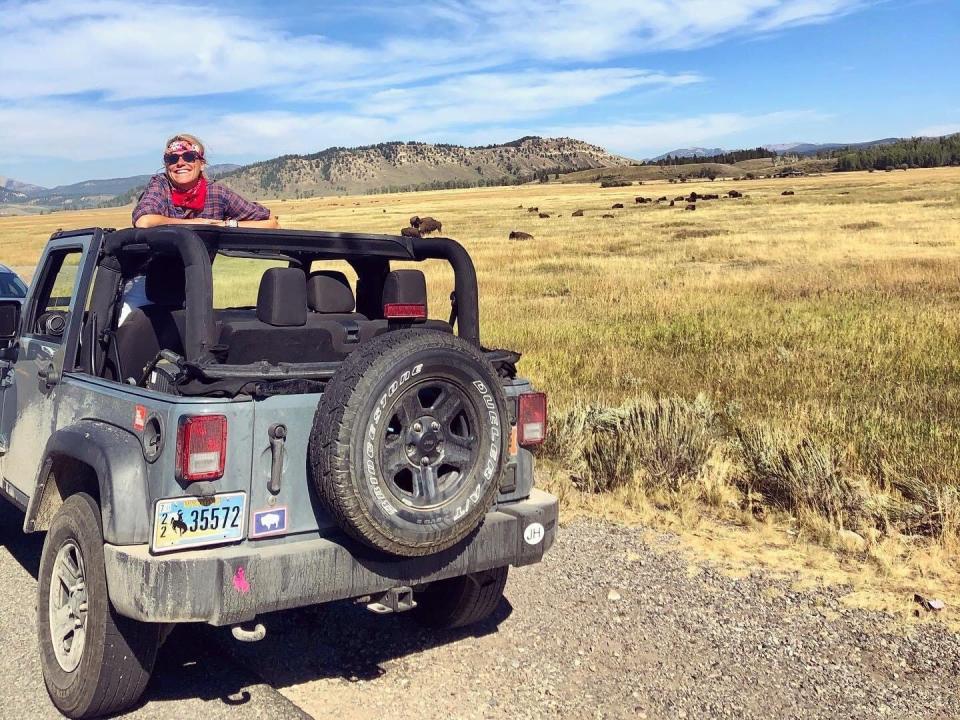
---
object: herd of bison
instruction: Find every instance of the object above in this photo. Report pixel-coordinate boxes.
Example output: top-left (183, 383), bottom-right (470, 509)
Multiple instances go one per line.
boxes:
top-left (399, 187), bottom-right (799, 242)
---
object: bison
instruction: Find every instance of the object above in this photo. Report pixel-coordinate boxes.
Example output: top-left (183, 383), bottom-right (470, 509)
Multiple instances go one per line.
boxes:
top-left (509, 231), bottom-right (534, 241)
top-left (601, 213), bottom-right (615, 218)
top-left (669, 200), bottom-right (675, 207)
top-left (409, 215), bottom-right (420, 227)
top-left (538, 212), bottom-right (550, 218)
top-left (685, 204), bottom-right (696, 211)
top-left (674, 196), bottom-right (685, 202)
top-left (572, 209), bottom-right (584, 217)
top-left (657, 196), bottom-right (667, 202)
top-left (635, 197), bottom-right (648, 204)
top-left (687, 192), bottom-right (699, 202)
top-left (728, 190), bottom-right (742, 198)
top-left (418, 217), bottom-right (442, 234)
top-left (400, 226), bottom-right (421, 238)
top-left (612, 203), bottom-right (624, 209)
top-left (527, 207), bottom-right (539, 213)
top-left (781, 190), bottom-right (795, 196)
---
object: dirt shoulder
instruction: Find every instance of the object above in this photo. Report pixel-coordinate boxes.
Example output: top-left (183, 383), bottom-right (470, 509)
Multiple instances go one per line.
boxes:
top-left (220, 519), bottom-right (958, 720)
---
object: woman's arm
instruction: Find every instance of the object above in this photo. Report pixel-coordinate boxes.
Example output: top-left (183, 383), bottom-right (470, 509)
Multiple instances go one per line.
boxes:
top-left (134, 214), bottom-right (280, 229)
top-left (238, 216), bottom-right (280, 229)
top-left (134, 215), bottom-right (223, 228)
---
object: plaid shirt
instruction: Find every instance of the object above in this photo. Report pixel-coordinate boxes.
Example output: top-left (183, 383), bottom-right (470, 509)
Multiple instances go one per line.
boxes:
top-left (132, 174), bottom-right (271, 224)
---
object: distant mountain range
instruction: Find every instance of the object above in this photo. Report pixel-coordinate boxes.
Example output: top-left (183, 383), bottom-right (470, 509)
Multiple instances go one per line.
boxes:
top-left (652, 137), bottom-right (905, 161)
top-left (0, 165), bottom-right (240, 212)
top-left (650, 147), bottom-right (725, 161)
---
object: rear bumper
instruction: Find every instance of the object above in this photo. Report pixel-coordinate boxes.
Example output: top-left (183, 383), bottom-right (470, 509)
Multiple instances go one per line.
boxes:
top-left (103, 489), bottom-right (558, 625)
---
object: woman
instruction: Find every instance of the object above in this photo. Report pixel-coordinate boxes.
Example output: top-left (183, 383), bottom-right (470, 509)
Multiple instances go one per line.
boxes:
top-left (132, 133), bottom-right (279, 228)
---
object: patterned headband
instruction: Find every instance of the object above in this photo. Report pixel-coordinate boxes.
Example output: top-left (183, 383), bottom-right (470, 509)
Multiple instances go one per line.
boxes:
top-left (165, 140), bottom-right (203, 157)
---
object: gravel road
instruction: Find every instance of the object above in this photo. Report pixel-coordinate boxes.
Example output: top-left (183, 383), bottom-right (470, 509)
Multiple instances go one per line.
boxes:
top-left (3, 502), bottom-right (958, 719)
top-left (221, 520), bottom-right (959, 720)
top-left (0, 501), bottom-right (307, 720)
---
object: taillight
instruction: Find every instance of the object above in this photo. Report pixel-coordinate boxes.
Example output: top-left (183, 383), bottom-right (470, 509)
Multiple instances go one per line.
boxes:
top-left (176, 415), bottom-right (227, 482)
top-left (384, 303), bottom-right (427, 320)
top-left (517, 392), bottom-right (547, 446)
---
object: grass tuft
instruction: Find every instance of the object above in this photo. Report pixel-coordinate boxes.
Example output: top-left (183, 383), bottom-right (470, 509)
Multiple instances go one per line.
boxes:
top-left (544, 394), bottom-right (717, 494)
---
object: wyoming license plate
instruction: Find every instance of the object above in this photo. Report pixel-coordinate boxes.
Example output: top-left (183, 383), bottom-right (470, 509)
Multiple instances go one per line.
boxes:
top-left (152, 492), bottom-right (246, 553)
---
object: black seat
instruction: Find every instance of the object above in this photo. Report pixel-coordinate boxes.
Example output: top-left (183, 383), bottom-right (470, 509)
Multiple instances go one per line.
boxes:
top-left (110, 256), bottom-right (186, 384)
top-left (218, 268), bottom-right (341, 364)
top-left (366, 269), bottom-right (453, 340)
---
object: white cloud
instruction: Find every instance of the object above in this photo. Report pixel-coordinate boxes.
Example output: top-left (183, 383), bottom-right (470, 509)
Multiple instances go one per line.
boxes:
top-left (0, 0), bottom-right (868, 101)
top-left (358, 69), bottom-right (702, 124)
top-left (914, 122), bottom-right (960, 137)
top-left (0, 0), bottom-right (873, 182)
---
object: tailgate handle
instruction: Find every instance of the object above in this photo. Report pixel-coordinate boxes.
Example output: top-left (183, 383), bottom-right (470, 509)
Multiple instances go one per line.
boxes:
top-left (268, 423), bottom-right (286, 494)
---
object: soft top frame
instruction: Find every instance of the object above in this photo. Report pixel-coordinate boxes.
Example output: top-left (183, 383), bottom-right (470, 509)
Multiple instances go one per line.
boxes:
top-left (83, 225), bottom-right (481, 365)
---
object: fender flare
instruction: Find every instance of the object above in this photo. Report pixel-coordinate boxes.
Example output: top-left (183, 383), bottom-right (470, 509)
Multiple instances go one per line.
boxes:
top-left (25, 420), bottom-right (150, 544)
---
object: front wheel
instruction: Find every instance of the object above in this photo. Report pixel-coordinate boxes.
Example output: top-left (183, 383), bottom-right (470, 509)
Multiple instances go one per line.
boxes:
top-left (414, 566), bottom-right (509, 629)
top-left (37, 493), bottom-right (159, 719)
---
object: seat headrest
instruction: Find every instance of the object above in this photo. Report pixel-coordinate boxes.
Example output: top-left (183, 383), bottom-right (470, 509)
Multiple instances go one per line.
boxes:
top-left (257, 268), bottom-right (307, 327)
top-left (382, 270), bottom-right (428, 319)
top-left (144, 255), bottom-right (185, 306)
top-left (307, 271), bottom-right (355, 313)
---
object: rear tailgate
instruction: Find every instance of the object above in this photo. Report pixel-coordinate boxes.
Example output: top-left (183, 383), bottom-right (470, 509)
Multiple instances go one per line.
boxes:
top-left (246, 391), bottom-right (335, 539)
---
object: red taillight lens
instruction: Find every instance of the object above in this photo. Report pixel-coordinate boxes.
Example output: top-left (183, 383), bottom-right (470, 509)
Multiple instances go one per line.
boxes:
top-left (517, 392), bottom-right (547, 446)
top-left (176, 415), bottom-right (227, 482)
top-left (384, 303), bottom-right (427, 320)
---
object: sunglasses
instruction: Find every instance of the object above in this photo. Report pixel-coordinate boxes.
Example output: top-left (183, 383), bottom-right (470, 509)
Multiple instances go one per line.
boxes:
top-left (164, 151), bottom-right (202, 165)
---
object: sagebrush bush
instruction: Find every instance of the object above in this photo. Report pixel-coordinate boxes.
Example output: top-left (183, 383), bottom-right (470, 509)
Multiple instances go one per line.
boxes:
top-left (734, 425), bottom-right (869, 526)
top-left (543, 394), bottom-right (717, 494)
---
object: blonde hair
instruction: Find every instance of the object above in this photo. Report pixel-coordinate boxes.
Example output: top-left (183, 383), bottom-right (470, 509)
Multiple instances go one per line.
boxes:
top-left (165, 133), bottom-right (206, 158)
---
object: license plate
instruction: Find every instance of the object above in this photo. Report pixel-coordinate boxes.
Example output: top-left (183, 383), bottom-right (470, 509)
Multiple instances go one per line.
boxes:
top-left (152, 492), bottom-right (246, 553)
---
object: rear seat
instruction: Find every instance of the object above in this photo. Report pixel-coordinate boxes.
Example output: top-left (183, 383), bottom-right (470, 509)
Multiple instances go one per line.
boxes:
top-left (217, 268), bottom-right (455, 367)
top-left (303, 271), bottom-right (367, 351)
top-left (218, 268), bottom-right (342, 364)
top-left (365, 269), bottom-right (454, 338)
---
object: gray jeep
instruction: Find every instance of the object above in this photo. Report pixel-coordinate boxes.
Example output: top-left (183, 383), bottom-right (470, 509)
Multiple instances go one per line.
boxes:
top-left (0, 225), bottom-right (557, 719)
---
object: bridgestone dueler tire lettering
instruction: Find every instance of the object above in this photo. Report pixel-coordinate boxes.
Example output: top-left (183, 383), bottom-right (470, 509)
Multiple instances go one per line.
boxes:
top-left (37, 492), bottom-right (159, 719)
top-left (309, 329), bottom-right (509, 556)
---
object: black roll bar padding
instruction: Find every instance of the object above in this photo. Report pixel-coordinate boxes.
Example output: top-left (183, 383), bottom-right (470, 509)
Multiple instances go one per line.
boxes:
top-left (412, 237), bottom-right (480, 345)
top-left (81, 256), bottom-right (121, 374)
top-left (108, 226), bottom-right (218, 363)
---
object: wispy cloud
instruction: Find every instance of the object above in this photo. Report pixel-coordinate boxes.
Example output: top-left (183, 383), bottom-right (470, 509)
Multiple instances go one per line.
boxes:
top-left (0, 0), bottom-right (873, 182)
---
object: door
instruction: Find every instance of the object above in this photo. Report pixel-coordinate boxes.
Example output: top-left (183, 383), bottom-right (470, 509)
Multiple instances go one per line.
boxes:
top-left (0, 235), bottom-right (95, 498)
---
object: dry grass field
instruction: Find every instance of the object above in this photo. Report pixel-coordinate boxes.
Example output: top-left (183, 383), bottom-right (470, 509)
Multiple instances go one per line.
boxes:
top-left (2, 167), bottom-right (959, 610)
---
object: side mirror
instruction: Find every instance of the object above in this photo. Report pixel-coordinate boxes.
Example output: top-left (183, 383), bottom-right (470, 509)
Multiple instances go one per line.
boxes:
top-left (0, 300), bottom-right (21, 339)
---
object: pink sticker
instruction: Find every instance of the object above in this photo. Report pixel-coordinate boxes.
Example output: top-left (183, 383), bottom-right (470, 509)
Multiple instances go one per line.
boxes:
top-left (233, 566), bottom-right (250, 594)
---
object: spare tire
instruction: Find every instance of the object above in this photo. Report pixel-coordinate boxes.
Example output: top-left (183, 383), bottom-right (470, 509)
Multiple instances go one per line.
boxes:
top-left (309, 329), bottom-right (509, 556)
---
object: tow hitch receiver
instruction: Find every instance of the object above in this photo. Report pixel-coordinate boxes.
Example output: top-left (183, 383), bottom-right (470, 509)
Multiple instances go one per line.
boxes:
top-left (366, 586), bottom-right (417, 614)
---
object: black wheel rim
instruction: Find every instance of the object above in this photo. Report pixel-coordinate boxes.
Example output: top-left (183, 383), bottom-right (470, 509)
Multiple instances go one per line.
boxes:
top-left (377, 378), bottom-right (482, 509)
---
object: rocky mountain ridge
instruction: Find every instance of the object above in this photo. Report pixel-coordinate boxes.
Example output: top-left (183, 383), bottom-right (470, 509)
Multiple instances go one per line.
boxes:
top-left (215, 136), bottom-right (632, 198)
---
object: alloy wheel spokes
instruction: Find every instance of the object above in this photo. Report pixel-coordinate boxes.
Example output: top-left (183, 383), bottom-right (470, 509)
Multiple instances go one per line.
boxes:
top-left (413, 464), bottom-right (440, 502)
top-left (49, 540), bottom-right (88, 672)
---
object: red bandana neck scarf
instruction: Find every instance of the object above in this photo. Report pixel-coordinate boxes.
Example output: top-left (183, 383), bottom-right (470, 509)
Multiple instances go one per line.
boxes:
top-left (170, 175), bottom-right (208, 212)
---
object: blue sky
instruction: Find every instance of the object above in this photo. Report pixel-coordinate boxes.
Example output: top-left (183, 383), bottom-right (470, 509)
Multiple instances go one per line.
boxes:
top-left (0, 0), bottom-right (957, 187)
